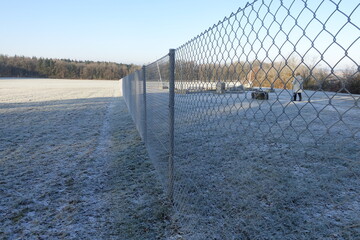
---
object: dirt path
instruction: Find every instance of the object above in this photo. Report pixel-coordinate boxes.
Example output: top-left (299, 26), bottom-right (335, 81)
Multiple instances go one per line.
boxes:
top-left (0, 79), bottom-right (170, 239)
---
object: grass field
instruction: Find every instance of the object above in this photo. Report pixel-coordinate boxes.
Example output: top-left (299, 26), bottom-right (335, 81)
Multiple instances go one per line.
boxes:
top-left (0, 79), bottom-right (170, 239)
top-left (142, 81), bottom-right (360, 239)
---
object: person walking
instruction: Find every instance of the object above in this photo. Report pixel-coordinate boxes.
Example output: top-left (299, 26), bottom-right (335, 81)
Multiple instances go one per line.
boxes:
top-left (292, 72), bottom-right (304, 101)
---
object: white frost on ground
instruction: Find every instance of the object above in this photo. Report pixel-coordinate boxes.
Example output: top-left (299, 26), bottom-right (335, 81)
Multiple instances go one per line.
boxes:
top-left (170, 89), bottom-right (360, 239)
top-left (141, 81), bottom-right (360, 239)
top-left (0, 79), bottom-right (170, 239)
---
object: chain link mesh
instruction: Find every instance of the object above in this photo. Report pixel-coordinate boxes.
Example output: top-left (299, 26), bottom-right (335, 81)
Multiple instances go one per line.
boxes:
top-left (122, 0), bottom-right (359, 238)
top-left (122, 69), bottom-right (146, 140)
top-left (145, 56), bottom-right (172, 190)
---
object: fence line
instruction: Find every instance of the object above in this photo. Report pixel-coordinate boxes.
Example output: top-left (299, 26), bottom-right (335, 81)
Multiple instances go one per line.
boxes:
top-left (122, 0), bottom-right (360, 238)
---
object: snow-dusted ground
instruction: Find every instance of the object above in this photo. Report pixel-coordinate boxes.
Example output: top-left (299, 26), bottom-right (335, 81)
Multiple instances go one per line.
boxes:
top-left (0, 79), bottom-right (170, 239)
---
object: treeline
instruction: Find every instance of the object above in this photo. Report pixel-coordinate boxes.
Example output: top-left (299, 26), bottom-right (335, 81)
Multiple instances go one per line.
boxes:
top-left (173, 58), bottom-right (360, 94)
top-left (0, 55), bottom-right (140, 80)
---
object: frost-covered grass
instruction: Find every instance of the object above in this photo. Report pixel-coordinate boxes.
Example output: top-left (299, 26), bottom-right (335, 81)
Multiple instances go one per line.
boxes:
top-left (141, 83), bottom-right (360, 239)
top-left (0, 79), bottom-right (170, 239)
top-left (170, 89), bottom-right (360, 239)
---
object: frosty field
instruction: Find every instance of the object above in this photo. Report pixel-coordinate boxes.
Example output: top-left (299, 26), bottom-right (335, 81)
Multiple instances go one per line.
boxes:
top-left (2, 77), bottom-right (359, 239)
top-left (0, 79), bottom-right (169, 239)
top-left (141, 80), bottom-right (360, 239)
top-left (172, 88), bottom-right (360, 239)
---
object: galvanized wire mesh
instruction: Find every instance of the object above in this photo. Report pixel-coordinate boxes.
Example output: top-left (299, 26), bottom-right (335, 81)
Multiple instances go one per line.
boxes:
top-left (122, 0), bottom-right (360, 238)
top-left (122, 69), bottom-right (146, 140)
top-left (144, 55), bottom-right (172, 190)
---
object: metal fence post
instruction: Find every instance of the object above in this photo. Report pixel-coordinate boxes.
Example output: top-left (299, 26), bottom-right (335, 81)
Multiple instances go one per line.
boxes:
top-left (142, 65), bottom-right (147, 144)
top-left (168, 49), bottom-right (175, 203)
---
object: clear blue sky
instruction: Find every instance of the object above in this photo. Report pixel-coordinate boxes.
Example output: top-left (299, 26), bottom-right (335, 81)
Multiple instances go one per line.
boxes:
top-left (0, 0), bottom-right (248, 65)
top-left (1, 0), bottom-right (358, 68)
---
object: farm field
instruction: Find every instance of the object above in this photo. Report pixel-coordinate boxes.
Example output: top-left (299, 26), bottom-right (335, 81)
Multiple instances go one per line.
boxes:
top-left (0, 79), bottom-right (169, 239)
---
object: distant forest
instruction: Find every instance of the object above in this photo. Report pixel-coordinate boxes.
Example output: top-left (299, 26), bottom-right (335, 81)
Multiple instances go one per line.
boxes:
top-left (0, 55), bottom-right (140, 80)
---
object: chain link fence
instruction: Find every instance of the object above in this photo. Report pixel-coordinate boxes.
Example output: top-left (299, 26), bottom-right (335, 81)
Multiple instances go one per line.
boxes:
top-left (122, 0), bottom-right (360, 238)
top-left (122, 68), bottom-right (146, 140)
